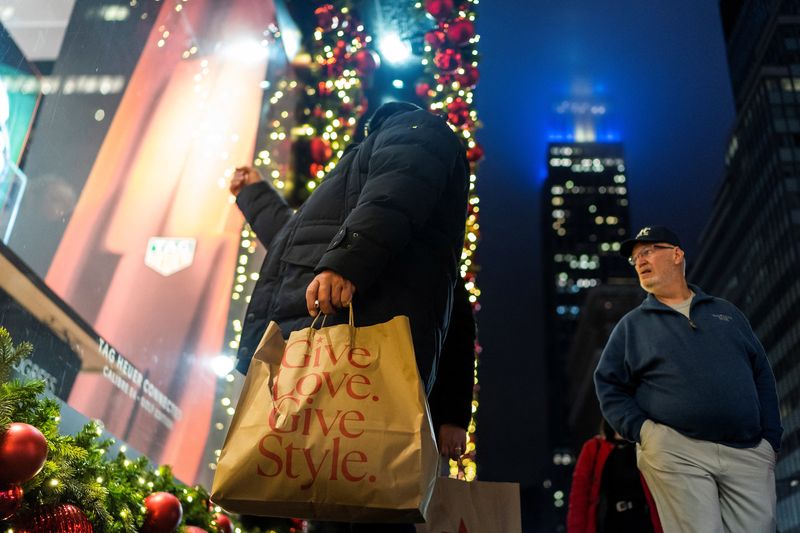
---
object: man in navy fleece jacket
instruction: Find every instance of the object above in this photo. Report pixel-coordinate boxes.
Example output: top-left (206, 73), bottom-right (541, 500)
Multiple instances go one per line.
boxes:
top-left (594, 226), bottom-right (782, 533)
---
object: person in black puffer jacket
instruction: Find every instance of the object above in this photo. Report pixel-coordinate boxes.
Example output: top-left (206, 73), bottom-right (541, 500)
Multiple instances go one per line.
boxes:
top-left (231, 101), bottom-right (469, 394)
top-left (230, 102), bottom-right (470, 533)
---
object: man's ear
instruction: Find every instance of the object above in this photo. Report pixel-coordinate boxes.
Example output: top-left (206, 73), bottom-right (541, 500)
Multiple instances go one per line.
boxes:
top-left (674, 246), bottom-right (685, 264)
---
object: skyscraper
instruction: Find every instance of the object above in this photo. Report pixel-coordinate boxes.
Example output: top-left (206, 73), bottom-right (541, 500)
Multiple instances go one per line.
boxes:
top-left (692, 1), bottom-right (800, 527)
top-left (540, 141), bottom-right (631, 527)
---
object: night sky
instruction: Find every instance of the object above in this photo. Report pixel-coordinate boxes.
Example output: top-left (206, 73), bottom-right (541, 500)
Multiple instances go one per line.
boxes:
top-left (472, 0), bottom-right (736, 488)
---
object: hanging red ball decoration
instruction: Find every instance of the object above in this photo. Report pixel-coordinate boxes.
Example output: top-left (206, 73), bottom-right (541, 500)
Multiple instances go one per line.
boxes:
top-left (184, 528), bottom-right (207, 533)
top-left (425, 0), bottom-right (454, 20)
top-left (456, 65), bottom-right (479, 88)
top-left (213, 513), bottom-right (233, 533)
top-left (433, 48), bottom-right (461, 73)
top-left (309, 163), bottom-right (325, 179)
top-left (352, 49), bottom-right (380, 76)
top-left (424, 30), bottom-right (447, 48)
top-left (445, 18), bottom-right (475, 46)
top-left (415, 81), bottom-right (431, 99)
top-left (309, 138), bottom-right (333, 164)
top-left (142, 492), bottom-right (183, 533)
top-left (16, 504), bottom-right (92, 533)
top-left (0, 422), bottom-right (48, 484)
top-left (314, 4), bottom-right (337, 32)
top-left (0, 484), bottom-right (22, 521)
top-left (446, 98), bottom-right (470, 126)
top-left (466, 143), bottom-right (484, 163)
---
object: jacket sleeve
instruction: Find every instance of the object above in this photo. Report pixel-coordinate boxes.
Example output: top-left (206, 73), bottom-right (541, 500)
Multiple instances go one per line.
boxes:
top-left (315, 112), bottom-right (463, 292)
top-left (567, 438), bottom-right (599, 533)
top-left (594, 322), bottom-right (649, 443)
top-left (738, 310), bottom-right (783, 451)
top-left (429, 280), bottom-right (476, 432)
top-left (235, 181), bottom-right (293, 249)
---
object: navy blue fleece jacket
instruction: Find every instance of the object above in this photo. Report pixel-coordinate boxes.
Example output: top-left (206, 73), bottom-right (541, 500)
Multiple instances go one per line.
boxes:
top-left (594, 285), bottom-right (783, 452)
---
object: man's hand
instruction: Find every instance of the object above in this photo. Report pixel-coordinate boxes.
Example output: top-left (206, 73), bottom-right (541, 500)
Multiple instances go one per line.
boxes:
top-left (230, 166), bottom-right (264, 197)
top-left (438, 424), bottom-right (467, 460)
top-left (306, 270), bottom-right (356, 317)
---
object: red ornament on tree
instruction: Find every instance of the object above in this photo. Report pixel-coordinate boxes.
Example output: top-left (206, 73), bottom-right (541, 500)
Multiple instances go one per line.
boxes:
top-left (184, 528), bottom-right (207, 533)
top-left (425, 0), bottom-right (454, 20)
top-left (456, 65), bottom-right (479, 88)
top-left (352, 49), bottom-right (380, 76)
top-left (447, 98), bottom-right (470, 126)
top-left (445, 18), bottom-right (475, 46)
top-left (314, 4), bottom-right (337, 32)
top-left (424, 29), bottom-right (447, 48)
top-left (415, 81), bottom-right (431, 99)
top-left (309, 138), bottom-right (333, 164)
top-left (142, 492), bottom-right (183, 533)
top-left (466, 143), bottom-right (484, 163)
top-left (213, 513), bottom-right (233, 533)
top-left (0, 422), bottom-right (48, 484)
top-left (433, 48), bottom-right (461, 73)
top-left (0, 484), bottom-right (22, 521)
top-left (16, 504), bottom-right (92, 533)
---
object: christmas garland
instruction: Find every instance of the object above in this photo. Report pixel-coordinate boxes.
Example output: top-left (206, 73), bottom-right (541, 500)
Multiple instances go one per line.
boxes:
top-left (415, 0), bottom-right (483, 482)
top-left (0, 327), bottom-right (300, 533)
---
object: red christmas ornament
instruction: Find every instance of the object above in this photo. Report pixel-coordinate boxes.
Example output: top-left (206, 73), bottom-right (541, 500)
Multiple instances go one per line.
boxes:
top-left (309, 138), bottom-right (333, 164)
top-left (433, 48), bottom-right (461, 73)
top-left (466, 143), bottom-right (484, 162)
top-left (314, 4), bottom-right (337, 31)
top-left (213, 513), bottom-right (233, 533)
top-left (0, 423), bottom-right (48, 484)
top-left (352, 49), bottom-right (380, 76)
top-left (456, 65), bottom-right (479, 88)
top-left (445, 18), bottom-right (475, 46)
top-left (16, 504), bottom-right (92, 533)
top-left (0, 484), bottom-right (22, 521)
top-left (415, 81), bottom-right (431, 99)
top-left (425, 0), bottom-right (454, 20)
top-left (309, 163), bottom-right (325, 178)
top-left (142, 492), bottom-right (182, 533)
top-left (446, 98), bottom-right (470, 126)
top-left (184, 528), bottom-right (207, 533)
top-left (424, 29), bottom-right (447, 48)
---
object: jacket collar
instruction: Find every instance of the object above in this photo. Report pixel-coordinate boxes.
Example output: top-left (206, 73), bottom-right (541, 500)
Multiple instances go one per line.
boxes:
top-left (640, 283), bottom-right (713, 312)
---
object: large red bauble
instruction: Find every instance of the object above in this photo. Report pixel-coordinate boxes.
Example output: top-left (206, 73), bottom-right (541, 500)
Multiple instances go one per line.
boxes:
top-left (309, 138), bottom-right (332, 164)
top-left (424, 30), bottom-right (447, 48)
top-left (425, 0), bottom-right (454, 20)
top-left (213, 513), bottom-right (233, 533)
top-left (16, 504), bottom-right (92, 533)
top-left (447, 98), bottom-right (470, 126)
top-left (446, 18), bottom-right (475, 46)
top-left (457, 65), bottom-right (479, 88)
top-left (433, 48), bottom-right (461, 73)
top-left (0, 423), bottom-right (48, 484)
top-left (142, 492), bottom-right (182, 533)
top-left (352, 49), bottom-right (380, 75)
top-left (0, 484), bottom-right (22, 520)
top-left (415, 81), bottom-right (431, 99)
top-left (466, 143), bottom-right (484, 162)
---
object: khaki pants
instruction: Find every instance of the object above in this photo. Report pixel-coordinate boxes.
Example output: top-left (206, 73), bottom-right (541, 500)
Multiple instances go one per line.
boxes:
top-left (636, 420), bottom-right (776, 533)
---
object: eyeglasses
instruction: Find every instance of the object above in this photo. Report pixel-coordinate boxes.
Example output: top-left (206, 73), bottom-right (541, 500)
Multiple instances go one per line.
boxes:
top-left (628, 245), bottom-right (676, 266)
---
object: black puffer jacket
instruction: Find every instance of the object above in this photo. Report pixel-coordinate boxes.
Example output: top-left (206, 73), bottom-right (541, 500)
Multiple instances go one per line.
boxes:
top-left (235, 103), bottom-right (469, 392)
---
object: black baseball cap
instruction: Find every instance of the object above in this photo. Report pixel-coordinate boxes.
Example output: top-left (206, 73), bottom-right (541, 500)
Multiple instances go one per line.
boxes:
top-left (620, 226), bottom-right (682, 259)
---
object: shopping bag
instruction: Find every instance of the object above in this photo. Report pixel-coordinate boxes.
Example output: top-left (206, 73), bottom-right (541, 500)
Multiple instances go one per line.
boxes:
top-left (416, 477), bottom-right (522, 533)
top-left (211, 309), bottom-right (439, 523)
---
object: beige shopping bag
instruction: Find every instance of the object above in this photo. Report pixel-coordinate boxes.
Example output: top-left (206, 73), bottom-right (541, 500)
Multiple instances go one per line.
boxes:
top-left (211, 310), bottom-right (439, 523)
top-left (416, 477), bottom-right (522, 533)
